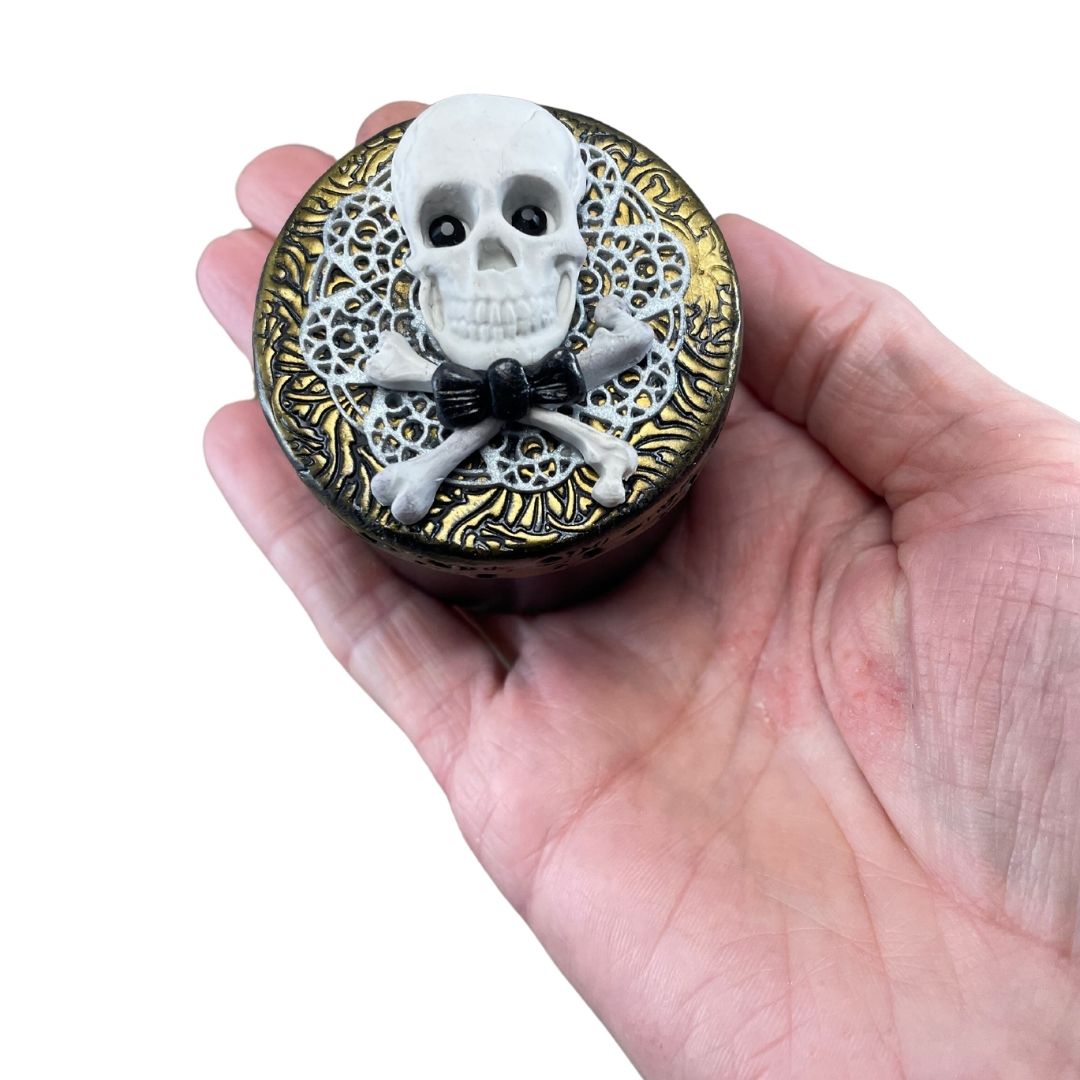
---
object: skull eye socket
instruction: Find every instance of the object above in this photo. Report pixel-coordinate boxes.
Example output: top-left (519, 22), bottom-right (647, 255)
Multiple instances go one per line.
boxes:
top-left (428, 215), bottom-right (466, 247)
top-left (510, 205), bottom-right (547, 236)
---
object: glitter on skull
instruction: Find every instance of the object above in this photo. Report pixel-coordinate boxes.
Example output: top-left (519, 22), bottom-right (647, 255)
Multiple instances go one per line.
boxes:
top-left (390, 95), bottom-right (589, 371)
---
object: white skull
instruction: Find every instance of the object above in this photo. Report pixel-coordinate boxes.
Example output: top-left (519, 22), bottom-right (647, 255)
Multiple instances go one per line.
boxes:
top-left (391, 94), bottom-right (588, 371)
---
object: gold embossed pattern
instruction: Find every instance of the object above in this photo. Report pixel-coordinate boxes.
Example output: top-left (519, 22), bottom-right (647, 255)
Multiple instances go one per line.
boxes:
top-left (254, 108), bottom-right (740, 576)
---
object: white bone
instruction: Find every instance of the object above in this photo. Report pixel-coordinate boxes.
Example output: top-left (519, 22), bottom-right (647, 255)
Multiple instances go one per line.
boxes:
top-left (525, 408), bottom-right (638, 507)
top-left (593, 294), bottom-right (633, 331)
top-left (360, 321), bottom-right (646, 514)
top-left (371, 417), bottom-right (502, 524)
top-left (577, 295), bottom-right (657, 390)
top-left (363, 331), bottom-right (437, 391)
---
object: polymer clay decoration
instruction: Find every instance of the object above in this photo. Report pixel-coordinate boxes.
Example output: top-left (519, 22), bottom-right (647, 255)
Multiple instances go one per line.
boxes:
top-left (255, 94), bottom-right (740, 609)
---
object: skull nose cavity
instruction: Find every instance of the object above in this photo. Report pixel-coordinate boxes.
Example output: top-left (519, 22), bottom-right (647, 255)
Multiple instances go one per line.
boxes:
top-left (477, 236), bottom-right (517, 272)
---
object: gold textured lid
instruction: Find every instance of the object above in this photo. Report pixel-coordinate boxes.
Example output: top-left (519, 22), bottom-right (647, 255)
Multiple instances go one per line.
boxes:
top-left (254, 105), bottom-right (740, 578)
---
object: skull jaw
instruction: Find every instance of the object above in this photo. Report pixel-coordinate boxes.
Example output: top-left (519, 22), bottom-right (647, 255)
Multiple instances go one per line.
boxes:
top-left (419, 265), bottom-right (580, 370)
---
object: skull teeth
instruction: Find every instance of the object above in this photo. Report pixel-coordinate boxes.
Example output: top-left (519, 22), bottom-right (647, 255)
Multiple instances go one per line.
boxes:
top-left (442, 295), bottom-right (555, 342)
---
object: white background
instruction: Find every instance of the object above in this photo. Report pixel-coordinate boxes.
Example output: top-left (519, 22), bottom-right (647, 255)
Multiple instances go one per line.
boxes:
top-left (2, 2), bottom-right (1077, 1077)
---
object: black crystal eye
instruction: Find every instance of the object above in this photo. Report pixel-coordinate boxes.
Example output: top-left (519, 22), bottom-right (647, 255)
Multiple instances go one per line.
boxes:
top-left (510, 205), bottom-right (547, 236)
top-left (428, 215), bottom-right (466, 247)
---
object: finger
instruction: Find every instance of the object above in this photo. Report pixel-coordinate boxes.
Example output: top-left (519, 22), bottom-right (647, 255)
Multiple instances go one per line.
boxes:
top-left (224, 105), bottom-right (427, 346)
top-left (354, 100), bottom-right (425, 145)
top-left (236, 145), bottom-right (333, 237)
top-left (196, 228), bottom-right (271, 360)
top-left (235, 105), bottom-right (426, 237)
top-left (204, 399), bottom-right (502, 779)
top-left (719, 214), bottom-right (1051, 510)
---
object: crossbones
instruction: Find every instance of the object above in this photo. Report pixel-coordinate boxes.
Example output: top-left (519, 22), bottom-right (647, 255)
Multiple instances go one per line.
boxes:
top-left (362, 296), bottom-right (654, 522)
top-left (357, 94), bottom-right (657, 525)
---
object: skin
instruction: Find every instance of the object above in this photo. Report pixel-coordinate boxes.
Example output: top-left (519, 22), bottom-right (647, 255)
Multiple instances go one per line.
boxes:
top-left (198, 102), bottom-right (1080, 1078)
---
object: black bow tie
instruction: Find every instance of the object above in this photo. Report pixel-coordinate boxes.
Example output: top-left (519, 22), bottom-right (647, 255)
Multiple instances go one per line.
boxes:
top-left (432, 347), bottom-right (586, 429)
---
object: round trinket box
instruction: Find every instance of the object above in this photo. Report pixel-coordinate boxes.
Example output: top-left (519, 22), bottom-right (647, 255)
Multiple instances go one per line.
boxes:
top-left (255, 95), bottom-right (740, 610)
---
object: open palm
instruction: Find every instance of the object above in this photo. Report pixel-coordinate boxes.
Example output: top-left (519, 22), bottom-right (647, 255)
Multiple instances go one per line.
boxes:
top-left (199, 103), bottom-right (1080, 1077)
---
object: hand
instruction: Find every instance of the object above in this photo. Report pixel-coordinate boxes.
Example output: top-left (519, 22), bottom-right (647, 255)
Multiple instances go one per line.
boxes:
top-left (198, 102), bottom-right (1080, 1078)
